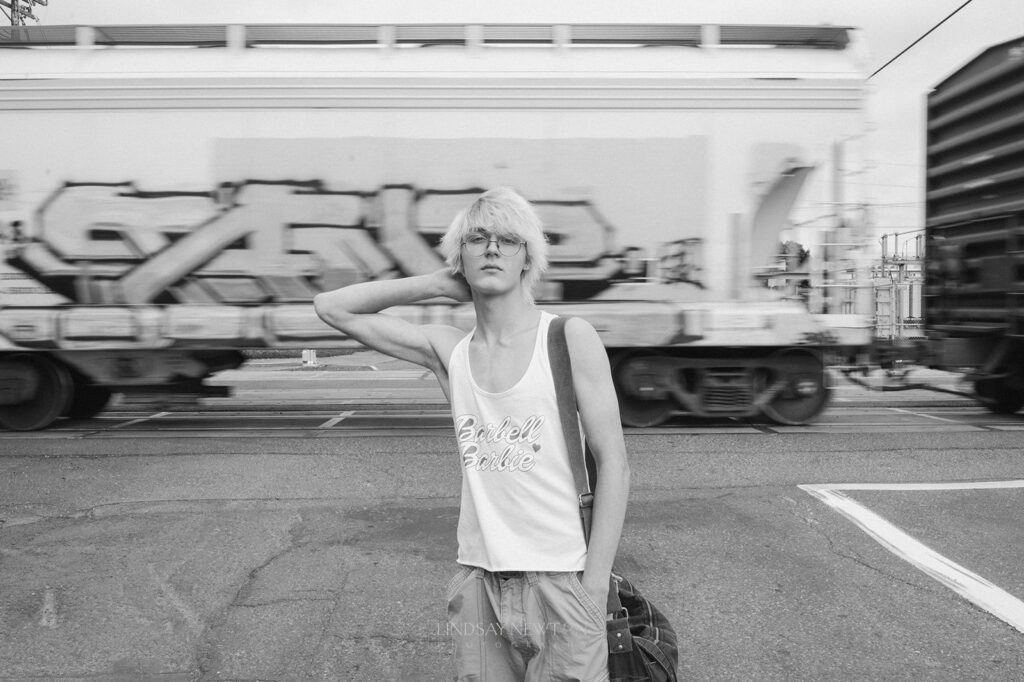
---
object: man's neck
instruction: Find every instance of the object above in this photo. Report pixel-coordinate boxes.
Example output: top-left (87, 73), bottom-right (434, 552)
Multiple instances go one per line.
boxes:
top-left (471, 291), bottom-right (540, 346)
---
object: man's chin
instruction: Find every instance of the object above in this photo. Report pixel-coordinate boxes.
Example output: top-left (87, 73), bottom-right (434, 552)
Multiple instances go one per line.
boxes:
top-left (469, 282), bottom-right (520, 298)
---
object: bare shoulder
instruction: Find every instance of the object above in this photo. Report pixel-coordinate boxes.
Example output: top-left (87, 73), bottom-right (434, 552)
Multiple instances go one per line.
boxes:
top-left (563, 316), bottom-right (605, 357)
top-left (562, 316), bottom-right (618, 417)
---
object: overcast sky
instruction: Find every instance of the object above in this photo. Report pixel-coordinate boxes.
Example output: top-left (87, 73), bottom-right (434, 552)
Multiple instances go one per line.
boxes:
top-left (24, 0), bottom-right (1024, 242)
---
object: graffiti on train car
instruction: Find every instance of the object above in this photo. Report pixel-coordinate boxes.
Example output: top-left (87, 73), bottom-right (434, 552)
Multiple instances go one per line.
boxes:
top-left (5, 181), bottom-right (705, 306)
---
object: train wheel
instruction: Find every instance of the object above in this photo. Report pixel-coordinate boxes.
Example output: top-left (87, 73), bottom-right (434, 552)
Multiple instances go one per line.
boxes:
top-left (760, 349), bottom-right (830, 425)
top-left (611, 351), bottom-right (675, 428)
top-left (0, 354), bottom-right (74, 431)
top-left (974, 378), bottom-right (1024, 414)
top-left (67, 380), bottom-right (113, 420)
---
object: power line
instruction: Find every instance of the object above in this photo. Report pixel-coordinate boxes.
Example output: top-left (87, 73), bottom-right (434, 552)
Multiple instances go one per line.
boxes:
top-left (868, 0), bottom-right (975, 80)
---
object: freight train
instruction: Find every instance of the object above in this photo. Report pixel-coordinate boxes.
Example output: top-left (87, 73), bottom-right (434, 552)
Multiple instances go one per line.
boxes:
top-left (0, 19), bottom-right (873, 430)
top-left (841, 33), bottom-right (1024, 416)
top-left (916, 34), bottom-right (1024, 414)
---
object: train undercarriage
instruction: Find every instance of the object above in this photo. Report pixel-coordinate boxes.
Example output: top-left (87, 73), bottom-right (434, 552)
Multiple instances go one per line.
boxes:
top-left (608, 346), bottom-right (831, 427)
top-left (0, 346), bottom-right (833, 431)
top-left (0, 350), bottom-right (242, 431)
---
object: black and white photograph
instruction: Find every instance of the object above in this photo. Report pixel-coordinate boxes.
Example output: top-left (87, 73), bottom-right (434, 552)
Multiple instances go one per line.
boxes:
top-left (1, 1), bottom-right (1023, 680)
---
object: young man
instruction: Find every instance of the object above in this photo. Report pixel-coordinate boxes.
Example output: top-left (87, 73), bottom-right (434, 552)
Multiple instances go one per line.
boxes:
top-left (313, 187), bottom-right (629, 681)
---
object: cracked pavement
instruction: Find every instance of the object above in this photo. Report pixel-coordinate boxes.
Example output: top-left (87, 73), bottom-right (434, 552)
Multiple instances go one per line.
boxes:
top-left (0, 490), bottom-right (467, 681)
top-left (2, 430), bottom-right (1023, 680)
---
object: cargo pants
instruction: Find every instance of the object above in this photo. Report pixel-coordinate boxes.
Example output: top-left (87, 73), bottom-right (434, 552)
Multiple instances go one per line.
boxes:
top-left (445, 566), bottom-right (609, 682)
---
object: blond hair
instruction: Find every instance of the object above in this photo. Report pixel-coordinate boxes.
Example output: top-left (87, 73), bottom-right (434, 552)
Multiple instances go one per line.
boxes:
top-left (439, 187), bottom-right (549, 301)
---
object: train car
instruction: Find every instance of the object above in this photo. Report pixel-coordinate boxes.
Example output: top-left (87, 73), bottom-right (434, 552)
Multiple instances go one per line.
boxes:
top-left (0, 20), bottom-right (871, 430)
top-left (920, 33), bottom-right (1024, 414)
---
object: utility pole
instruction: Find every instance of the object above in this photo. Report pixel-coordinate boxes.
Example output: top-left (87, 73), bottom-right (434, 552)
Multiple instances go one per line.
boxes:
top-left (1, 0), bottom-right (47, 26)
top-left (821, 139), bottom-right (845, 314)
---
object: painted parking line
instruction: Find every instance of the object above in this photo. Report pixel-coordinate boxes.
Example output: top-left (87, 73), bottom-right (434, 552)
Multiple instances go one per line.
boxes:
top-left (800, 480), bottom-right (1024, 635)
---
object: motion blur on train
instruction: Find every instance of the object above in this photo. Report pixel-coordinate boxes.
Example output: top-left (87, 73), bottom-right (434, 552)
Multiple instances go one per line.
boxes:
top-left (1, 18), bottom-right (1016, 430)
top-left (909, 34), bottom-right (1024, 415)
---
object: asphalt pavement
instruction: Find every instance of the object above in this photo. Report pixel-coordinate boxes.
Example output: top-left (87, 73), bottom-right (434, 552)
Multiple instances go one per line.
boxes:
top-left (2, 351), bottom-right (1019, 681)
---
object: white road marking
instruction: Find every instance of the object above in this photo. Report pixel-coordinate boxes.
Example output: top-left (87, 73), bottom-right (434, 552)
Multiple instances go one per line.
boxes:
top-left (772, 424), bottom-right (980, 434)
top-left (800, 481), bottom-right (1024, 634)
top-left (110, 411), bottom-right (169, 429)
top-left (318, 410), bottom-right (355, 429)
top-left (888, 407), bottom-right (963, 424)
top-left (807, 480), bottom-right (1024, 491)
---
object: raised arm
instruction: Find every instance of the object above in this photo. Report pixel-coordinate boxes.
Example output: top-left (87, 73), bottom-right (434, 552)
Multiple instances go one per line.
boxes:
top-left (565, 316), bottom-right (631, 607)
top-left (313, 268), bottom-right (471, 374)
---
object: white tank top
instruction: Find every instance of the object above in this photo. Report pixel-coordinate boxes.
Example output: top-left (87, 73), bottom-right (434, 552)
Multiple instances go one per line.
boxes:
top-left (448, 311), bottom-right (587, 571)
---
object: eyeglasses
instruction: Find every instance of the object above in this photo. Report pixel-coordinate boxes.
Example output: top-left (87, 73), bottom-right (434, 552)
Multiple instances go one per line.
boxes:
top-left (462, 233), bottom-right (525, 257)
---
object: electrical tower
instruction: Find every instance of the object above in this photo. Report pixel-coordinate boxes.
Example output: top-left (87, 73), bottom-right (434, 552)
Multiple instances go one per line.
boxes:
top-left (1, 0), bottom-right (47, 26)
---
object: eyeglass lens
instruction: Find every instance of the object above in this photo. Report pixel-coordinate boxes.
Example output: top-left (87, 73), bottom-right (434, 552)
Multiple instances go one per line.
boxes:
top-left (463, 233), bottom-right (523, 256)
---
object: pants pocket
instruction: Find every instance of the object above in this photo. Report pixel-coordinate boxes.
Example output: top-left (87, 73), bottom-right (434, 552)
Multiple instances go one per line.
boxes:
top-left (568, 572), bottom-right (608, 626)
top-left (535, 573), bottom-right (610, 680)
top-left (444, 565), bottom-right (476, 604)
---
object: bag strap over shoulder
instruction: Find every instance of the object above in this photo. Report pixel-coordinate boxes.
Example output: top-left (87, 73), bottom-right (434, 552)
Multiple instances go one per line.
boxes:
top-left (547, 315), bottom-right (623, 617)
top-left (547, 315), bottom-right (595, 538)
